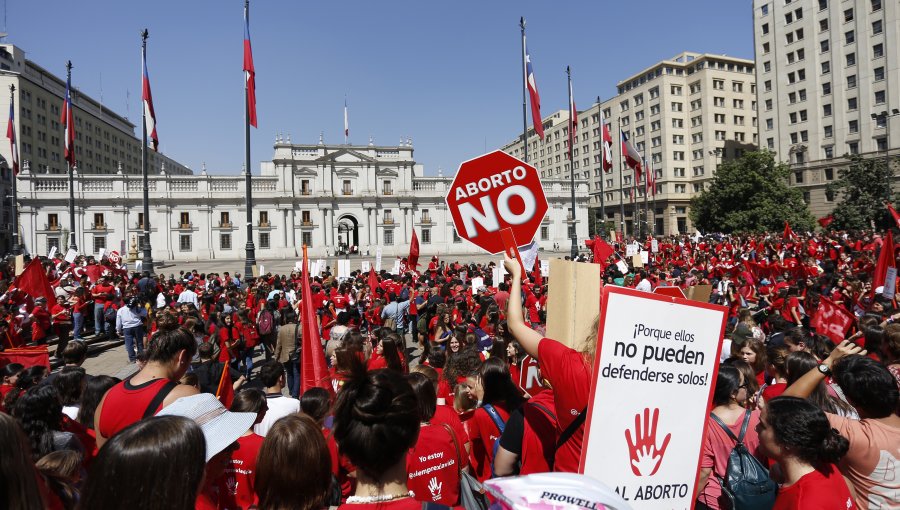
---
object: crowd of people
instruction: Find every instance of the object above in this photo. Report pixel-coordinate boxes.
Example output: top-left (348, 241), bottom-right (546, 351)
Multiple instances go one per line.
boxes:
top-left (0, 228), bottom-right (897, 509)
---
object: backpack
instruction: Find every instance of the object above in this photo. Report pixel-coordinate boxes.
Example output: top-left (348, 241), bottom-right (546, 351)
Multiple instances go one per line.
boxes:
top-left (482, 404), bottom-right (507, 477)
top-left (709, 411), bottom-right (777, 510)
top-left (257, 309), bottom-right (275, 335)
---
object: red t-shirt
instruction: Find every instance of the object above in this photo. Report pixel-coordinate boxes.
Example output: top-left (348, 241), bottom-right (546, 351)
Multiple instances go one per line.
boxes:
top-left (325, 429), bottom-right (357, 501)
top-left (537, 338), bottom-right (591, 473)
top-left (520, 390), bottom-right (559, 475)
top-left (467, 402), bottom-right (511, 481)
top-left (432, 404), bottom-right (469, 446)
top-left (215, 433), bottom-right (264, 510)
top-left (772, 464), bottom-right (857, 510)
top-left (408, 424), bottom-right (464, 506)
top-left (92, 284), bottom-right (114, 304)
top-left (761, 382), bottom-right (787, 403)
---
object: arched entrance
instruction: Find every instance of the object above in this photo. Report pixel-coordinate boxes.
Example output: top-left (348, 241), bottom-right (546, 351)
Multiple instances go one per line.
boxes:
top-left (336, 214), bottom-right (360, 255)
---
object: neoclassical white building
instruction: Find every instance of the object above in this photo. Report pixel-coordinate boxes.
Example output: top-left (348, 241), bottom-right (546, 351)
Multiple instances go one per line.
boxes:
top-left (15, 139), bottom-right (589, 261)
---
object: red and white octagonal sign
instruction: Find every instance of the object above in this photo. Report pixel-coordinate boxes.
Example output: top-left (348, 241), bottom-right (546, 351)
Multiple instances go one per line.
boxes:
top-left (446, 150), bottom-right (548, 254)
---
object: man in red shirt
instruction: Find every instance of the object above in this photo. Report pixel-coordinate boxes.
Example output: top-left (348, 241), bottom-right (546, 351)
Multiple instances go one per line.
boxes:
top-left (91, 276), bottom-right (115, 337)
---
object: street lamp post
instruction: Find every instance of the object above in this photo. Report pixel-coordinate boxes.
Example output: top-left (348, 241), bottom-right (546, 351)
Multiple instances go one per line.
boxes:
top-left (9, 85), bottom-right (21, 255)
top-left (871, 109), bottom-right (900, 202)
top-left (65, 61), bottom-right (77, 252)
top-left (140, 30), bottom-right (155, 274)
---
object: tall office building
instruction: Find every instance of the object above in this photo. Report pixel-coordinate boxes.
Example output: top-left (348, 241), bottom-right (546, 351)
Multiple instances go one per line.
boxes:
top-left (502, 52), bottom-right (756, 236)
top-left (753, 0), bottom-right (899, 217)
top-left (0, 43), bottom-right (191, 176)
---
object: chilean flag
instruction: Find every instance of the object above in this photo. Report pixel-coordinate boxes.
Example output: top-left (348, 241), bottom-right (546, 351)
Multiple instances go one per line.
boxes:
top-left (142, 52), bottom-right (159, 151)
top-left (7, 99), bottom-right (18, 175)
top-left (524, 37), bottom-right (543, 141)
top-left (61, 72), bottom-right (75, 168)
top-left (600, 108), bottom-right (613, 172)
top-left (568, 75), bottom-right (577, 160)
top-left (621, 129), bottom-right (642, 181)
top-left (646, 158), bottom-right (655, 196)
top-left (243, 0), bottom-right (257, 128)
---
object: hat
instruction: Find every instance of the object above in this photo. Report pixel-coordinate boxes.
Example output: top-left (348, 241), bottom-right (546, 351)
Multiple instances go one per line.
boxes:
top-left (157, 393), bottom-right (256, 462)
top-left (731, 323), bottom-right (753, 343)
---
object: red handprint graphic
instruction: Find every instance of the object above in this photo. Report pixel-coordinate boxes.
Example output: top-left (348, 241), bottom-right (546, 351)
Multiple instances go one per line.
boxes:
top-left (624, 407), bottom-right (671, 476)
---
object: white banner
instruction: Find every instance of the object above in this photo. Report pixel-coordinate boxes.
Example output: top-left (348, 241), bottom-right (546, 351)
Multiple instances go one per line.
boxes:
top-left (885, 267), bottom-right (897, 298)
top-left (616, 260), bottom-right (629, 274)
top-left (391, 260), bottom-right (401, 275)
top-left (640, 251), bottom-right (649, 265)
top-left (375, 247), bottom-right (383, 272)
top-left (338, 260), bottom-right (351, 279)
top-left (361, 261), bottom-right (371, 273)
top-left (651, 239), bottom-right (659, 253)
top-left (582, 287), bottom-right (725, 508)
top-left (98, 247), bottom-right (106, 260)
top-left (64, 249), bottom-right (78, 263)
top-left (315, 259), bottom-right (325, 276)
top-left (471, 277), bottom-right (484, 293)
top-left (48, 246), bottom-right (58, 259)
top-left (540, 259), bottom-right (550, 277)
top-left (626, 243), bottom-right (639, 257)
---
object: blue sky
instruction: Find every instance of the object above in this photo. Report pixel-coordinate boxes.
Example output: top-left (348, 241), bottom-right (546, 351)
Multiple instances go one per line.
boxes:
top-left (9, 1), bottom-right (753, 176)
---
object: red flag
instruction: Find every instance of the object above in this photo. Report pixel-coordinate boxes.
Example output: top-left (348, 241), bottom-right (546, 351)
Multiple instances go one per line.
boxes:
top-left (142, 48), bottom-right (159, 151)
top-left (13, 260), bottom-right (55, 303)
top-left (872, 230), bottom-right (895, 295)
top-left (523, 35), bottom-right (543, 141)
top-left (585, 235), bottom-right (614, 267)
top-left (782, 221), bottom-right (797, 241)
top-left (408, 229), bottom-right (420, 271)
top-left (368, 267), bottom-right (379, 298)
top-left (7, 99), bottom-right (18, 175)
top-left (61, 69), bottom-right (75, 167)
top-left (532, 256), bottom-right (543, 289)
top-left (599, 108), bottom-right (613, 172)
top-left (811, 296), bottom-right (854, 345)
top-left (243, 1), bottom-right (258, 128)
top-left (300, 245), bottom-right (332, 395)
top-left (0, 346), bottom-right (49, 368)
top-left (216, 363), bottom-right (234, 408)
top-left (887, 203), bottom-right (900, 229)
top-left (621, 130), bottom-right (643, 181)
top-left (817, 215), bottom-right (834, 228)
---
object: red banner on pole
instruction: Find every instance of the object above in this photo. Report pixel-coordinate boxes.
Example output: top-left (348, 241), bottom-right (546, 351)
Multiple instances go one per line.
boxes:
top-left (811, 296), bottom-right (854, 345)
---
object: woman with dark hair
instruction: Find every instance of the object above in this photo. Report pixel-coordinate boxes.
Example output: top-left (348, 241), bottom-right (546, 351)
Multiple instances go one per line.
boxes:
top-left (696, 365), bottom-right (766, 509)
top-left (0, 412), bottom-right (46, 510)
top-left (236, 309), bottom-right (259, 379)
top-left (405, 372), bottom-right (466, 506)
top-left (785, 351), bottom-right (855, 416)
top-left (52, 366), bottom-right (86, 420)
top-left (35, 450), bottom-right (83, 510)
top-left (76, 375), bottom-right (120, 431)
top-left (467, 357), bottom-right (524, 481)
top-left (0, 362), bottom-right (24, 403)
top-left (759, 397), bottom-right (855, 509)
top-left (94, 328), bottom-right (199, 447)
top-left (255, 413), bottom-right (333, 510)
top-left (217, 313), bottom-right (243, 367)
top-left (332, 362), bottom-right (419, 508)
top-left (13, 385), bottom-right (83, 461)
top-left (71, 287), bottom-right (89, 341)
top-left (723, 359), bottom-right (761, 410)
top-left (3, 365), bottom-right (49, 412)
top-left (77, 415), bottom-right (206, 510)
top-left (368, 334), bottom-right (406, 373)
top-left (300, 387), bottom-right (332, 425)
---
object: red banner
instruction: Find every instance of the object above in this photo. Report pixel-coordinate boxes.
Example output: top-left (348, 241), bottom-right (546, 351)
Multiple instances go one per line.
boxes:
top-left (811, 296), bottom-right (855, 345)
top-left (0, 346), bottom-right (50, 370)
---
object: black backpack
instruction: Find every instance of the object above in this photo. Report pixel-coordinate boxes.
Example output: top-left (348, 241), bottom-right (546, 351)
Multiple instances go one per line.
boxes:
top-left (709, 411), bottom-right (777, 510)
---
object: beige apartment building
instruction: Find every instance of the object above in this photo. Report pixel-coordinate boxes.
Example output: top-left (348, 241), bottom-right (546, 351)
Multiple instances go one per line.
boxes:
top-left (753, 0), bottom-right (899, 217)
top-left (0, 43), bottom-right (190, 177)
top-left (502, 52), bottom-right (756, 236)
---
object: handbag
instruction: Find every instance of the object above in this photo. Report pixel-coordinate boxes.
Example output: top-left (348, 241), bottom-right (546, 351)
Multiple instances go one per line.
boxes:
top-left (443, 423), bottom-right (489, 510)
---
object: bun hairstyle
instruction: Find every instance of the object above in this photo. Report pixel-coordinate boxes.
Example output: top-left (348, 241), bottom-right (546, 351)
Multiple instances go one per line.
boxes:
top-left (332, 358), bottom-right (419, 480)
top-left (766, 397), bottom-right (849, 465)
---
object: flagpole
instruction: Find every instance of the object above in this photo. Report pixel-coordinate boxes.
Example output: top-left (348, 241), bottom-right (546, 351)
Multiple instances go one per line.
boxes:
top-left (617, 118), bottom-right (626, 238)
top-left (596, 96), bottom-right (605, 240)
top-left (643, 154), bottom-right (649, 240)
top-left (243, 0), bottom-right (257, 278)
top-left (140, 29), bottom-right (155, 274)
top-left (567, 65), bottom-right (577, 259)
top-left (9, 84), bottom-right (20, 255)
top-left (65, 61), bottom-right (77, 252)
top-left (520, 17), bottom-right (528, 163)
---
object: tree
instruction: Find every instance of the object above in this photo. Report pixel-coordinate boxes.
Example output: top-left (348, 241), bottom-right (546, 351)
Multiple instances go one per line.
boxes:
top-left (826, 155), bottom-right (896, 230)
top-left (690, 151), bottom-right (814, 233)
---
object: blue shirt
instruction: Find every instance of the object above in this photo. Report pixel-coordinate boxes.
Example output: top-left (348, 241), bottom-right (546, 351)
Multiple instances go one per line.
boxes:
top-left (116, 305), bottom-right (147, 330)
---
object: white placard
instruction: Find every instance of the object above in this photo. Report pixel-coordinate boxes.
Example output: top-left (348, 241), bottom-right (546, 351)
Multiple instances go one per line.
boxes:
top-left (540, 259), bottom-right (550, 277)
top-left (582, 287), bottom-right (725, 508)
top-left (259, 264), bottom-right (265, 275)
top-left (616, 260), bottom-right (629, 274)
top-left (520, 241), bottom-right (539, 272)
top-left (391, 260), bottom-right (401, 275)
top-left (471, 277), bottom-right (484, 293)
top-left (640, 251), bottom-right (649, 265)
top-left (48, 246), bottom-right (58, 259)
top-left (361, 261), bottom-right (371, 273)
top-left (459, 271), bottom-right (468, 284)
top-left (64, 249), bottom-right (78, 263)
top-left (135, 260), bottom-right (143, 272)
top-left (626, 243), bottom-right (639, 257)
top-left (492, 267), bottom-right (501, 286)
top-left (651, 239), bottom-right (659, 253)
top-left (294, 261), bottom-right (303, 271)
top-left (315, 259), bottom-right (325, 276)
top-left (98, 248), bottom-right (106, 260)
top-left (884, 267), bottom-right (897, 298)
top-left (375, 247), bottom-right (383, 272)
top-left (338, 260), bottom-right (351, 279)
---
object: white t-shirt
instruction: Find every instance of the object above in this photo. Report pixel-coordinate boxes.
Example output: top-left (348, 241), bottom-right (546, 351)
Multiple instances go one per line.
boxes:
top-left (253, 393), bottom-right (301, 436)
top-left (636, 279), bottom-right (652, 292)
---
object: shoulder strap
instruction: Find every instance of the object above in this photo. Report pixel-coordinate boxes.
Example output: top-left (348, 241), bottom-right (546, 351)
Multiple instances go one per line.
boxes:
top-left (556, 406), bottom-right (587, 449)
top-left (482, 404), bottom-right (506, 434)
top-left (143, 380), bottom-right (178, 419)
top-left (529, 401), bottom-right (557, 422)
top-left (709, 412), bottom-right (741, 444)
top-left (737, 410), bottom-right (752, 442)
top-left (441, 423), bottom-right (462, 476)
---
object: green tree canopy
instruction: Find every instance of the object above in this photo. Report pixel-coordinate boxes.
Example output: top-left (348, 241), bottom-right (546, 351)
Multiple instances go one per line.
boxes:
top-left (826, 155), bottom-right (897, 230)
top-left (690, 151), bottom-right (814, 233)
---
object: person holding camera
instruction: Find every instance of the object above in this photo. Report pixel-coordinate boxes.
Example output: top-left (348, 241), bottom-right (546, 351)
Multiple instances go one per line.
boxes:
top-left (116, 297), bottom-right (148, 363)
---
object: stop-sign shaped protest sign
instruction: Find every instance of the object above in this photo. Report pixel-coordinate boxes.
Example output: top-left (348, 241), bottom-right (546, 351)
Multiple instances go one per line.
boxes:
top-left (446, 150), bottom-right (548, 254)
top-left (517, 355), bottom-right (546, 397)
